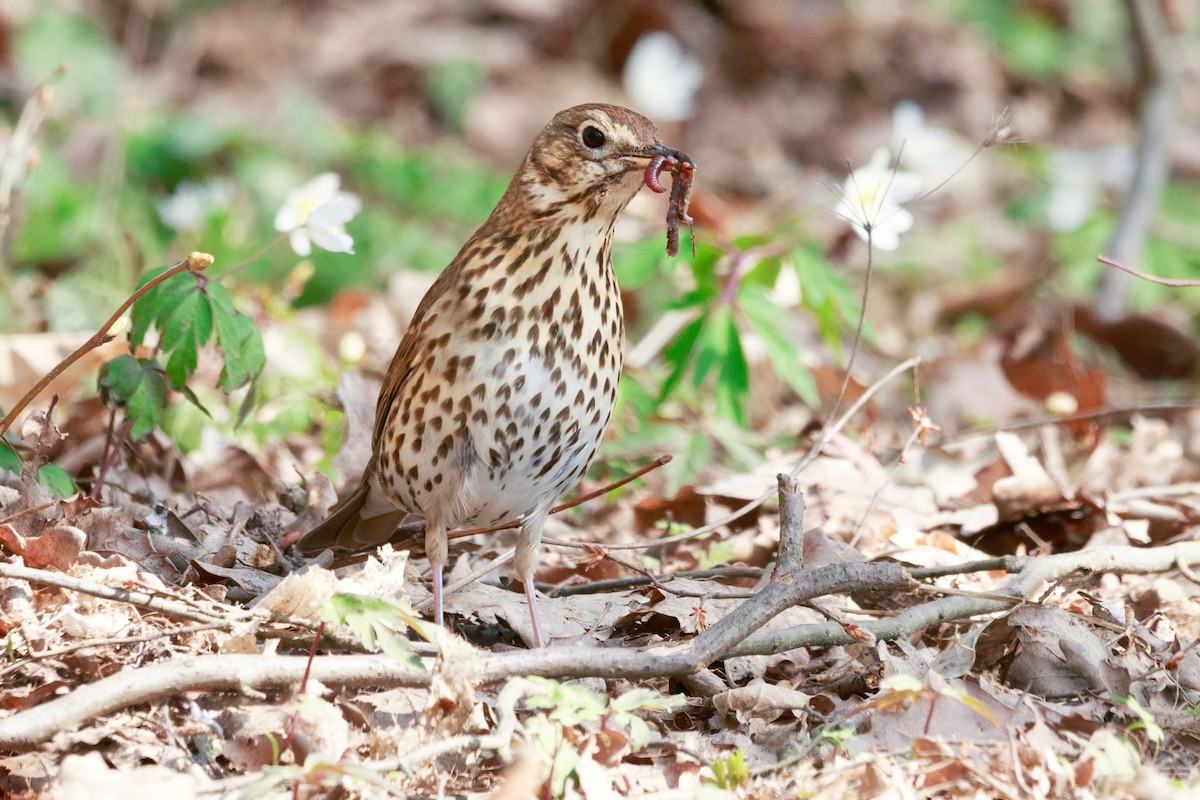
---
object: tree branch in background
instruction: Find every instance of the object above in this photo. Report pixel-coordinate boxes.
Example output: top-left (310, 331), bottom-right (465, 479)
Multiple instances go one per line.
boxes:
top-left (1095, 0), bottom-right (1179, 320)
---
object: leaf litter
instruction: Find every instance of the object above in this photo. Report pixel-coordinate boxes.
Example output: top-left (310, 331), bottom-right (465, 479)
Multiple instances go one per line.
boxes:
top-left (3, 2), bottom-right (1200, 798)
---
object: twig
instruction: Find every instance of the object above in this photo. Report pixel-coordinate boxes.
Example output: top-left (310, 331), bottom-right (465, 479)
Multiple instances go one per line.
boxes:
top-left (0, 499), bottom-right (58, 528)
top-left (774, 474), bottom-right (804, 576)
top-left (7, 541), bottom-right (1200, 749)
top-left (1097, 254), bottom-right (1200, 288)
top-left (554, 357), bottom-right (920, 551)
top-left (725, 540), bottom-right (1200, 657)
top-left (0, 78), bottom-right (59, 292)
top-left (906, 556), bottom-right (1023, 580)
top-left (0, 560), bottom-right (912, 749)
top-left (0, 561), bottom-right (357, 649)
top-left (0, 622), bottom-right (227, 678)
top-left (1095, 0), bottom-right (1179, 320)
top-left (936, 401), bottom-right (1200, 448)
top-left (0, 253), bottom-right (214, 438)
top-left (545, 566), bottom-right (765, 597)
top-left (0, 561), bottom-right (228, 626)
top-left (449, 454), bottom-right (672, 539)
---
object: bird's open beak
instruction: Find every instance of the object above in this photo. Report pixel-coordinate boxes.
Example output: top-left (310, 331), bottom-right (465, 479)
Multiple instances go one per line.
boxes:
top-left (624, 143), bottom-right (696, 167)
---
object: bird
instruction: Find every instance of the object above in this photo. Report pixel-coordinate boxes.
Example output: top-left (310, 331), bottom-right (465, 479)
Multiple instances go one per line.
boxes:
top-left (297, 103), bottom-right (694, 647)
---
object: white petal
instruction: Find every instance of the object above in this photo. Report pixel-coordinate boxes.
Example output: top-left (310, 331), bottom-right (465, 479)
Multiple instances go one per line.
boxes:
top-left (317, 193), bottom-right (363, 224)
top-left (276, 172), bottom-right (345, 234)
top-left (297, 172), bottom-right (341, 203)
top-left (288, 228), bottom-right (313, 257)
top-left (274, 205), bottom-right (300, 233)
top-left (308, 223), bottom-right (354, 254)
top-left (891, 100), bottom-right (926, 150)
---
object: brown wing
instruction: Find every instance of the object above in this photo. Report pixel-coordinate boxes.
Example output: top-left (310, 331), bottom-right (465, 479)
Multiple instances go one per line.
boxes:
top-left (298, 237), bottom-right (482, 557)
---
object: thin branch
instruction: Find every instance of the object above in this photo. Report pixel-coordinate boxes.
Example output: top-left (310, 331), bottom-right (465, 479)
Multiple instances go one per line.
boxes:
top-left (0, 560), bottom-right (913, 749)
top-left (545, 566), bottom-right (765, 597)
top-left (450, 454), bottom-right (672, 539)
top-left (554, 357), bottom-right (920, 551)
top-left (936, 401), bottom-right (1200, 449)
top-left (1095, 0), bottom-right (1179, 319)
top-left (774, 474), bottom-right (804, 576)
top-left (6, 541), bottom-right (1199, 749)
top-left (0, 560), bottom-right (229, 626)
top-left (0, 622), bottom-right (227, 678)
top-left (0, 76), bottom-right (61, 292)
top-left (725, 540), bottom-right (1200, 657)
top-left (0, 253), bottom-right (213, 438)
top-left (1098, 254), bottom-right (1200, 288)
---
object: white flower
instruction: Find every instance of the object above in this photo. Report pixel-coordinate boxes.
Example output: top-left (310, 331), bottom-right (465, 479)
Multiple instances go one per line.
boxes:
top-left (274, 172), bottom-right (362, 256)
top-left (835, 147), bottom-right (921, 251)
top-left (890, 100), bottom-right (972, 185)
top-left (622, 32), bottom-right (703, 122)
top-left (1044, 146), bottom-right (1132, 233)
top-left (157, 178), bottom-right (234, 232)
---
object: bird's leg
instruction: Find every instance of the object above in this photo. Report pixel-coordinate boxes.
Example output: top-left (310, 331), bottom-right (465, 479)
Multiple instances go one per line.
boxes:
top-left (523, 576), bottom-right (545, 649)
top-left (431, 560), bottom-right (444, 628)
top-left (515, 508), bottom-right (550, 648)
top-left (425, 518), bottom-right (448, 629)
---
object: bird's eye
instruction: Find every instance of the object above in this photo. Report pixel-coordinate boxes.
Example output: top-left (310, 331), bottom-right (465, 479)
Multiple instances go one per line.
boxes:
top-left (581, 125), bottom-right (606, 149)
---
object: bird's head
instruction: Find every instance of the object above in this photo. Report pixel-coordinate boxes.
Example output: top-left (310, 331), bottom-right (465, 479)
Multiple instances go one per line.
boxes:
top-left (518, 103), bottom-right (693, 221)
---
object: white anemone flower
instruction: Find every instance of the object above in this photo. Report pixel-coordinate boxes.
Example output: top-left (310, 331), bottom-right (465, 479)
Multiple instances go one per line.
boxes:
top-left (1044, 146), bottom-right (1132, 233)
top-left (890, 100), bottom-right (973, 185)
top-left (835, 147), bottom-right (921, 251)
top-left (622, 31), bottom-right (703, 122)
top-left (157, 178), bottom-right (235, 232)
top-left (274, 172), bottom-right (362, 256)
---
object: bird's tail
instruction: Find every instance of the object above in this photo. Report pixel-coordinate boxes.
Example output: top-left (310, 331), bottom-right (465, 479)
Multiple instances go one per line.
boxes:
top-left (296, 481), bottom-right (410, 557)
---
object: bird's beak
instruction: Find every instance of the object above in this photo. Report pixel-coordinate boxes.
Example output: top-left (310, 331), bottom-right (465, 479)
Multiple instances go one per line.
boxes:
top-left (624, 143), bottom-right (696, 167)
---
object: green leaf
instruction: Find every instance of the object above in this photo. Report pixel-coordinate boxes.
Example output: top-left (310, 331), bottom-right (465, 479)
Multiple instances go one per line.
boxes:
top-left (0, 442), bottom-right (20, 474)
top-left (692, 306), bottom-right (749, 425)
top-left (792, 244), bottom-right (864, 358)
top-left (322, 594), bottom-right (423, 668)
top-left (213, 307), bottom-right (266, 391)
top-left (658, 313), bottom-right (705, 404)
top-left (130, 266), bottom-right (192, 349)
top-left (615, 237), bottom-right (669, 289)
top-left (524, 677), bottom-right (608, 726)
top-left (739, 287), bottom-right (819, 407)
top-left (99, 355), bottom-right (169, 440)
top-left (706, 749), bottom-right (748, 790)
top-left (160, 287), bottom-right (214, 389)
top-left (691, 305), bottom-right (733, 389)
top-left (207, 282), bottom-right (265, 390)
top-left (133, 269), bottom-right (265, 393)
top-left (36, 464), bottom-right (76, 497)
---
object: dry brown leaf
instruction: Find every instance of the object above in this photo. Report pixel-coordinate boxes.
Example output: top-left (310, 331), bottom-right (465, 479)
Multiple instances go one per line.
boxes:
top-left (253, 565), bottom-right (340, 620)
top-left (1004, 605), bottom-right (1130, 698)
top-left (711, 681), bottom-right (811, 723)
top-left (0, 524), bottom-right (85, 570)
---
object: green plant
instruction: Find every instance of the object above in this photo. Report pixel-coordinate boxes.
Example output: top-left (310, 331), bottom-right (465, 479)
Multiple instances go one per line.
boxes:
top-left (97, 255), bottom-right (265, 441)
top-left (705, 748), bottom-right (748, 791)
top-left (522, 678), bottom-right (684, 798)
top-left (652, 239), bottom-right (859, 427)
top-left (322, 593), bottom-right (426, 667)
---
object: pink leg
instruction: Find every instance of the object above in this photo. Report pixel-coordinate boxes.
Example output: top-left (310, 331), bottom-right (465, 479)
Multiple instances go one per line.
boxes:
top-left (431, 560), bottom-right (444, 628)
top-left (523, 578), bottom-right (545, 648)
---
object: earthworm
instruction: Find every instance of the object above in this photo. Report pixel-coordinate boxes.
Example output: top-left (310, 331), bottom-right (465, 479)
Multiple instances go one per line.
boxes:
top-left (644, 154), bottom-right (672, 193)
top-left (644, 152), bottom-right (696, 257)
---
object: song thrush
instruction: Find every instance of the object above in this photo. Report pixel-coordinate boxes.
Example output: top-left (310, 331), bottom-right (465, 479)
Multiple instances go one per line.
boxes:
top-left (298, 103), bottom-right (694, 647)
